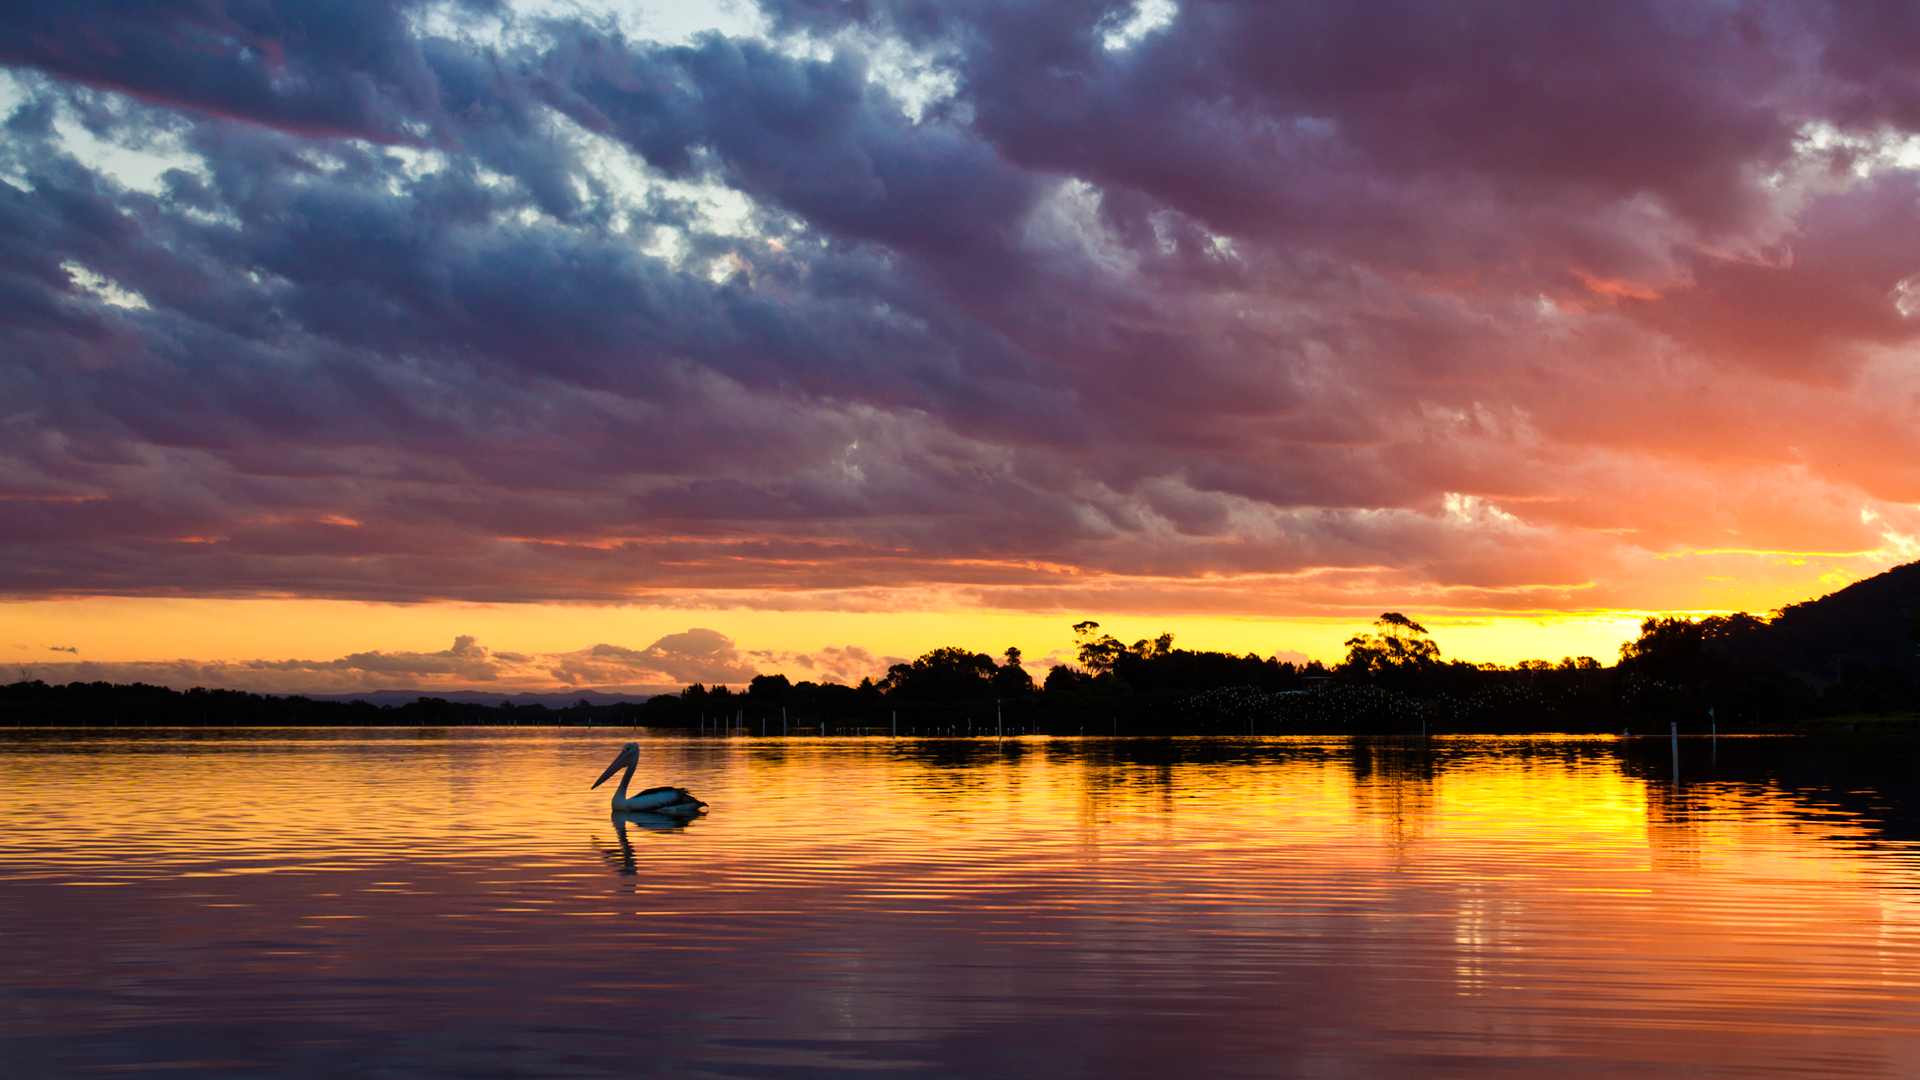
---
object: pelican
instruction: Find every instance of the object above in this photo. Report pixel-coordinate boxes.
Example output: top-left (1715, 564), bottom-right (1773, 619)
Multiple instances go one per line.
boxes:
top-left (591, 742), bottom-right (707, 815)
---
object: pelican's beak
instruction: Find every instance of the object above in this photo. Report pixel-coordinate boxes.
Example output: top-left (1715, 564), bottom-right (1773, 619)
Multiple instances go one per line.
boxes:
top-left (591, 744), bottom-right (636, 789)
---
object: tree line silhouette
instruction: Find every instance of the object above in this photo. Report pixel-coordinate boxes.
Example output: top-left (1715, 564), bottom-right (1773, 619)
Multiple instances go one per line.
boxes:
top-left (614, 595), bottom-right (1920, 735)
top-left (7, 560), bottom-right (1918, 732)
top-left (0, 682), bottom-right (633, 729)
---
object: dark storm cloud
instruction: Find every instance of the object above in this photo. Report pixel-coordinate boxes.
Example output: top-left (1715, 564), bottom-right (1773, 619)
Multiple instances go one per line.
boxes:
top-left (539, 27), bottom-right (1041, 294)
top-left (0, 0), bottom-right (453, 139)
top-left (4, 0), bottom-right (1920, 615)
top-left (765, 0), bottom-right (1791, 276)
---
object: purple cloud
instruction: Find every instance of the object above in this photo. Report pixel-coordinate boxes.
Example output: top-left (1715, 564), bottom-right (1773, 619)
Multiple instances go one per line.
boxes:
top-left (1, 0), bottom-right (1919, 623)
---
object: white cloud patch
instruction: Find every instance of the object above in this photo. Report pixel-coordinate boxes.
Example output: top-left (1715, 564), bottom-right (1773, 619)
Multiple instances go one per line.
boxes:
top-left (1893, 276), bottom-right (1920, 318)
top-left (49, 92), bottom-right (206, 195)
top-left (1102, 0), bottom-right (1178, 52)
top-left (62, 263), bottom-right (150, 310)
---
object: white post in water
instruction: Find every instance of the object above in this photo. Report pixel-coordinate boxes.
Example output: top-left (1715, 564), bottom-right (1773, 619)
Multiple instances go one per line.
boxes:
top-left (782, 707), bottom-right (787, 736)
top-left (892, 710), bottom-right (897, 738)
top-left (998, 700), bottom-right (1003, 739)
top-left (1671, 720), bottom-right (1680, 785)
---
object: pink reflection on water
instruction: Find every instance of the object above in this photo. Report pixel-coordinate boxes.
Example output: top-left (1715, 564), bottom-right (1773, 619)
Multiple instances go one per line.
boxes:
top-left (2, 731), bottom-right (1919, 1077)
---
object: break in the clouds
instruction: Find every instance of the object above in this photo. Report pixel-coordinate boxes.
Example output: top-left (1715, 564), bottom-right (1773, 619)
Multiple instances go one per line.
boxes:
top-left (15, 629), bottom-right (899, 695)
top-left (5, 0), bottom-right (1920, 620)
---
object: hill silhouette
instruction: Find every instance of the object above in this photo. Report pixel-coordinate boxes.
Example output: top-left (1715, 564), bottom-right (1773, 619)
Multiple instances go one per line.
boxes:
top-left (1714, 560), bottom-right (1920, 679)
top-left (6, 568), bottom-right (1920, 733)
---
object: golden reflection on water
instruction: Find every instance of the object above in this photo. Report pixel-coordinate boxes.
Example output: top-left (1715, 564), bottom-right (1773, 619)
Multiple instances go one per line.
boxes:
top-left (5, 730), bottom-right (1920, 1078)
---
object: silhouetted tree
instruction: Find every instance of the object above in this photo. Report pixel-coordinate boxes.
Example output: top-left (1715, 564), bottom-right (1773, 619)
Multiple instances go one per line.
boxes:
top-left (992, 647), bottom-right (1035, 696)
top-left (881, 647), bottom-right (998, 701)
top-left (1618, 617), bottom-right (1712, 685)
top-left (747, 673), bottom-right (792, 707)
top-left (1072, 621), bottom-right (1130, 674)
top-left (636, 693), bottom-right (691, 727)
top-left (1341, 613), bottom-right (1442, 687)
top-left (1044, 665), bottom-right (1090, 692)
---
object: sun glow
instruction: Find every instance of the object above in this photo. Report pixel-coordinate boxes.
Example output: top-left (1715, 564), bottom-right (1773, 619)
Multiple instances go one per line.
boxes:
top-left (2, 596), bottom-right (1672, 696)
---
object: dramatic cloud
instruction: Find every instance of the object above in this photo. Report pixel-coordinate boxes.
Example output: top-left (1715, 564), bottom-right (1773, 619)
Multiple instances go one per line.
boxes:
top-left (4, 0), bottom-right (1920, 627)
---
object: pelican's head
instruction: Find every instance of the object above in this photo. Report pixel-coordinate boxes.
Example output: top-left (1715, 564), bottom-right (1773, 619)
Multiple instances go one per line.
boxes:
top-left (591, 741), bottom-right (640, 789)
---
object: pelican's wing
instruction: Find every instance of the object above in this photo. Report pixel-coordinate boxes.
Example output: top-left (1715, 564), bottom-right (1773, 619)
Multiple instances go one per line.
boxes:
top-left (624, 786), bottom-right (702, 812)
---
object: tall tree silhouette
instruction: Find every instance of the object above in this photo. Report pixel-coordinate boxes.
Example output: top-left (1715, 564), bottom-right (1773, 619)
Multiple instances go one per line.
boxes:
top-left (1342, 613), bottom-right (1442, 690)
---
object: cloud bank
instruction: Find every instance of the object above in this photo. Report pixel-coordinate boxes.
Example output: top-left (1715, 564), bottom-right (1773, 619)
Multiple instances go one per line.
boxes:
top-left (12, 629), bottom-right (903, 696)
top-left (4, 0), bottom-right (1920, 620)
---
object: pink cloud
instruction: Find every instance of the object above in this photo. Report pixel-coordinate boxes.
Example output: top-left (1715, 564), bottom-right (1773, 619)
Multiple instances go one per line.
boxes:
top-left (1, 2), bottom-right (1918, 623)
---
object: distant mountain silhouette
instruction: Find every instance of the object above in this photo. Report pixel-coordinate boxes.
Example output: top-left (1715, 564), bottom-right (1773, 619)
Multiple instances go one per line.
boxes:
top-left (302, 689), bottom-right (646, 708)
top-left (1716, 561), bottom-right (1920, 678)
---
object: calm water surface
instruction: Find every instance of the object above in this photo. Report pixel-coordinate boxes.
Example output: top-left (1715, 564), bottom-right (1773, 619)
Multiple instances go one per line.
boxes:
top-left (5, 730), bottom-right (1920, 1078)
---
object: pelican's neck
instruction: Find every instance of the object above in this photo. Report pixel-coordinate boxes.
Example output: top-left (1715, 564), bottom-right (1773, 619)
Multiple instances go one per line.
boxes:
top-left (611, 751), bottom-right (637, 806)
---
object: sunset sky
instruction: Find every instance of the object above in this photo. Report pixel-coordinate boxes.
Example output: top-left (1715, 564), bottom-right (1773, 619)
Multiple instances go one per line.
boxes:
top-left (5, 0), bottom-right (1920, 696)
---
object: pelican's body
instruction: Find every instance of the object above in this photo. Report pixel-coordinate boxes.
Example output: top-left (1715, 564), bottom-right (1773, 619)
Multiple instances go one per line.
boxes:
top-left (592, 742), bottom-right (707, 815)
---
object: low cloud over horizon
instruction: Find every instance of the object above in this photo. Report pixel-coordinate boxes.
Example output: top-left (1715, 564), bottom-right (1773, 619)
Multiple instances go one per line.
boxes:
top-left (9, 629), bottom-right (910, 697)
top-left (5, 1), bottom-right (1920, 624)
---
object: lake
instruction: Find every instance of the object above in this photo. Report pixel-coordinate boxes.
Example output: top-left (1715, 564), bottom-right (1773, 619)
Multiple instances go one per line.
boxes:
top-left (4, 730), bottom-right (1920, 1078)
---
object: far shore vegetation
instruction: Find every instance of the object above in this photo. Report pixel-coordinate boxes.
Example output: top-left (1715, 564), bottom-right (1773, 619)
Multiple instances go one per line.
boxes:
top-left (7, 560), bottom-right (1920, 735)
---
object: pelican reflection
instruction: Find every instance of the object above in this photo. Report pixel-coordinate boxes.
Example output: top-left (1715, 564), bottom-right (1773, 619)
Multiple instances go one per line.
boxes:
top-left (597, 809), bottom-right (700, 876)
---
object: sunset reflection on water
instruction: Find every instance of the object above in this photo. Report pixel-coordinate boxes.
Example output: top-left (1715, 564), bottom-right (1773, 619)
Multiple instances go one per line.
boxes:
top-left (4, 730), bottom-right (1919, 1078)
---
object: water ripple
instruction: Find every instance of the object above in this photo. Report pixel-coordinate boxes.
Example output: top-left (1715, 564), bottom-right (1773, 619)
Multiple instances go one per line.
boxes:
top-left (5, 730), bottom-right (1920, 1077)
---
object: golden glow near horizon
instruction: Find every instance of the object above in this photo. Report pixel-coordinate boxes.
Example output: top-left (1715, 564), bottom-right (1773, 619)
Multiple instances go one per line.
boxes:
top-left (7, 536), bottom-right (1900, 694)
top-left (4, 595), bottom-right (1679, 694)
